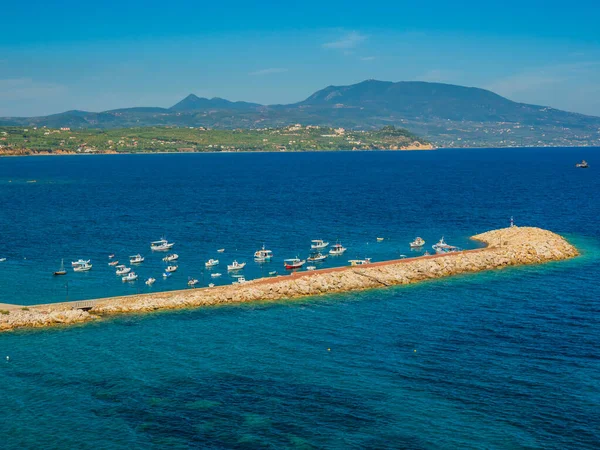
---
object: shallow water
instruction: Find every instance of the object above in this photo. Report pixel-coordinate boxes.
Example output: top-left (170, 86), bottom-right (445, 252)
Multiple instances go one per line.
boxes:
top-left (1, 148), bottom-right (599, 449)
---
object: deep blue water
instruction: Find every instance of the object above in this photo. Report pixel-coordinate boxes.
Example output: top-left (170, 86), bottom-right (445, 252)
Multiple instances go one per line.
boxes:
top-left (1, 149), bottom-right (599, 449)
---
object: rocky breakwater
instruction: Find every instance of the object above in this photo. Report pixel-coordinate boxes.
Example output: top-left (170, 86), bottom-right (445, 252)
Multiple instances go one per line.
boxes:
top-left (0, 227), bottom-right (579, 332)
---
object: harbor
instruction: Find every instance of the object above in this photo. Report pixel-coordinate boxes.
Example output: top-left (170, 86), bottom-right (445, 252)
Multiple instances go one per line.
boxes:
top-left (0, 226), bottom-right (579, 332)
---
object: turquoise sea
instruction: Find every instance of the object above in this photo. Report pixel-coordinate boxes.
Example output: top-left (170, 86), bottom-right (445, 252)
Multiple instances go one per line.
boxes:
top-left (1, 148), bottom-right (599, 449)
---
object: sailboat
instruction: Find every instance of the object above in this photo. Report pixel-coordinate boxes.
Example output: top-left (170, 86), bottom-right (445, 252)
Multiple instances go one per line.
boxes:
top-left (53, 259), bottom-right (67, 276)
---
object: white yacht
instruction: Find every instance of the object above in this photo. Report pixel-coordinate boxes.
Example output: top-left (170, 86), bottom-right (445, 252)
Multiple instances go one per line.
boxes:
top-left (116, 265), bottom-right (131, 276)
top-left (329, 243), bottom-right (347, 255)
top-left (71, 259), bottom-right (90, 267)
top-left (227, 260), bottom-right (246, 271)
top-left (410, 237), bottom-right (425, 248)
top-left (129, 254), bottom-right (144, 264)
top-left (311, 239), bottom-right (329, 249)
top-left (162, 254), bottom-right (179, 262)
top-left (254, 245), bottom-right (273, 262)
top-left (165, 265), bottom-right (178, 273)
top-left (122, 272), bottom-right (138, 282)
top-left (150, 238), bottom-right (175, 251)
top-left (73, 262), bottom-right (92, 272)
top-left (432, 237), bottom-right (459, 254)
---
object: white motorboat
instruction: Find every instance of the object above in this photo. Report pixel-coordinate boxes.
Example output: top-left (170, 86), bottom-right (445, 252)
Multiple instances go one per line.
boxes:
top-left (233, 276), bottom-right (247, 284)
top-left (116, 266), bottom-right (131, 275)
top-left (108, 260), bottom-right (119, 266)
top-left (163, 272), bottom-right (172, 278)
top-left (349, 258), bottom-right (372, 266)
top-left (71, 259), bottom-right (90, 267)
top-left (307, 252), bottom-right (328, 262)
top-left (108, 254), bottom-right (115, 259)
top-left (208, 283), bottom-right (215, 288)
top-left (205, 259), bottom-right (219, 268)
top-left (162, 254), bottom-right (179, 262)
top-left (306, 266), bottom-right (316, 271)
top-left (122, 272), bottom-right (138, 282)
top-left (129, 254), bottom-right (145, 264)
top-left (376, 237), bottom-right (384, 242)
top-left (227, 260), bottom-right (246, 271)
top-left (432, 237), bottom-right (459, 254)
top-left (254, 245), bottom-right (274, 262)
top-left (145, 277), bottom-right (156, 285)
top-left (269, 271), bottom-right (277, 276)
top-left (211, 272), bottom-right (222, 278)
top-left (165, 265), bottom-right (178, 273)
top-left (150, 238), bottom-right (175, 251)
top-left (217, 248), bottom-right (225, 253)
top-left (0, 258), bottom-right (6, 262)
top-left (410, 237), bottom-right (425, 248)
top-left (329, 243), bottom-right (347, 255)
top-left (311, 239), bottom-right (329, 249)
top-left (284, 258), bottom-right (305, 269)
top-left (188, 278), bottom-right (199, 287)
top-left (73, 262), bottom-right (92, 272)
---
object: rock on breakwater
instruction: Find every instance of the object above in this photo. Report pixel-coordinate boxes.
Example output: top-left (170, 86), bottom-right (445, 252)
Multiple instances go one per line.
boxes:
top-left (0, 227), bottom-right (579, 332)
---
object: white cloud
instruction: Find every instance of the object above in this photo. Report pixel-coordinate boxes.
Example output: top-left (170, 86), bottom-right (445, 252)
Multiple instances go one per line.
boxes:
top-left (323, 31), bottom-right (366, 50)
top-left (249, 68), bottom-right (288, 76)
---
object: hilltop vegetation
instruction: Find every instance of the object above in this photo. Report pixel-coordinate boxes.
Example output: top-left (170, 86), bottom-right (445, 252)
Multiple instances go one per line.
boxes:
top-left (0, 125), bottom-right (431, 156)
top-left (2, 80), bottom-right (599, 148)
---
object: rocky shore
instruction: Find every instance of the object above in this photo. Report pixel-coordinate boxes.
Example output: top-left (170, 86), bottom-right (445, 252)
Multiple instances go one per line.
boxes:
top-left (0, 227), bottom-right (579, 332)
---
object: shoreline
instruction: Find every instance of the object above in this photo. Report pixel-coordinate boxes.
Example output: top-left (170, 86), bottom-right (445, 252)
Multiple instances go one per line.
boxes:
top-left (0, 226), bottom-right (579, 333)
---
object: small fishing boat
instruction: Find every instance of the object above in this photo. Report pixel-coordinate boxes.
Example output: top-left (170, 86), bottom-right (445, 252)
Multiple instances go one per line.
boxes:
top-left (53, 259), bottom-right (67, 276)
top-left (73, 262), bottom-right (92, 272)
top-left (162, 254), bottom-right (179, 262)
top-left (71, 259), bottom-right (90, 267)
top-left (108, 260), bottom-right (119, 266)
top-left (145, 277), bottom-right (156, 285)
top-left (217, 248), bottom-right (225, 253)
top-left (377, 237), bottom-right (384, 242)
top-left (165, 265), bottom-right (178, 273)
top-left (284, 258), bottom-right (305, 269)
top-left (211, 272), bottom-right (222, 278)
top-left (163, 272), bottom-right (172, 278)
top-left (254, 245), bottom-right (273, 262)
top-left (188, 278), bottom-right (199, 287)
top-left (116, 266), bottom-right (131, 275)
top-left (227, 260), bottom-right (246, 271)
top-left (423, 251), bottom-right (431, 256)
top-left (399, 254), bottom-right (407, 259)
top-left (122, 272), bottom-right (138, 282)
top-left (410, 237), bottom-right (425, 248)
top-left (306, 266), bottom-right (316, 271)
top-left (205, 259), bottom-right (219, 268)
top-left (129, 254), bottom-right (144, 264)
top-left (329, 243), bottom-right (347, 255)
top-left (0, 258), bottom-right (6, 262)
top-left (576, 160), bottom-right (589, 168)
top-left (208, 283), bottom-right (215, 288)
top-left (150, 238), bottom-right (175, 251)
top-left (307, 252), bottom-right (328, 262)
top-left (269, 271), bottom-right (277, 276)
top-left (349, 258), bottom-right (371, 266)
top-left (108, 254), bottom-right (115, 259)
top-left (432, 237), bottom-right (459, 254)
top-left (311, 240), bottom-right (329, 249)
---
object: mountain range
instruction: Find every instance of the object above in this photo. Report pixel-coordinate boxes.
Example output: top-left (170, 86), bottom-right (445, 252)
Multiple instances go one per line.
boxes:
top-left (2, 80), bottom-right (599, 147)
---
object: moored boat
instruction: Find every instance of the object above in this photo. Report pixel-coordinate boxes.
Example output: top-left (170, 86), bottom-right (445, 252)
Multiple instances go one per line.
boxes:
top-left (306, 266), bottom-right (316, 271)
top-left (210, 272), bottom-right (222, 278)
top-left (307, 252), bottom-right (328, 262)
top-left (432, 237), bottom-right (459, 254)
top-left (376, 237), bottom-right (384, 242)
top-left (329, 243), bottom-right (347, 255)
top-left (73, 262), bottom-right (92, 272)
top-left (349, 258), bottom-right (371, 266)
top-left (162, 253), bottom-right (179, 262)
top-left (115, 265), bottom-right (131, 275)
top-left (233, 276), bottom-right (247, 284)
top-left (108, 260), bottom-right (119, 266)
top-left (165, 265), bottom-right (178, 273)
top-left (150, 238), bottom-right (175, 251)
top-left (129, 254), bottom-right (145, 264)
top-left (284, 258), bottom-right (305, 269)
top-left (108, 254), bottom-right (115, 259)
top-left (410, 237), bottom-right (425, 248)
top-left (576, 160), bottom-right (589, 168)
top-left (227, 260), bottom-right (246, 271)
top-left (311, 239), bottom-right (329, 249)
top-left (188, 278), bottom-right (199, 287)
top-left (163, 272), bottom-right (172, 278)
top-left (217, 248), bottom-right (225, 253)
top-left (145, 277), bottom-right (156, 285)
top-left (122, 272), bottom-right (138, 282)
top-left (71, 259), bottom-right (90, 267)
top-left (254, 245), bottom-right (273, 262)
top-left (53, 259), bottom-right (67, 276)
top-left (205, 259), bottom-right (219, 268)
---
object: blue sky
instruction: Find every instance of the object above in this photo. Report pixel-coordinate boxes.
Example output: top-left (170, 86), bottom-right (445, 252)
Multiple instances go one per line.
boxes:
top-left (1, 0), bottom-right (599, 117)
